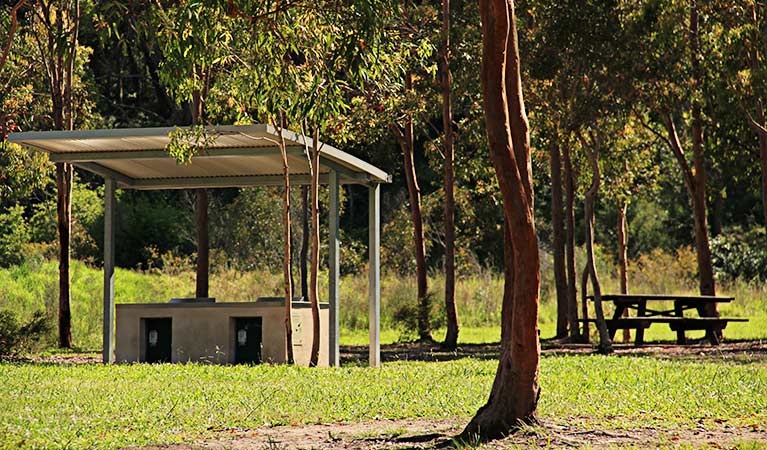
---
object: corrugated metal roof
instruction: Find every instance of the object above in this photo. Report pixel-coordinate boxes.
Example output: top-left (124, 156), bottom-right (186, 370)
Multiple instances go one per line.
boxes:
top-left (8, 124), bottom-right (390, 189)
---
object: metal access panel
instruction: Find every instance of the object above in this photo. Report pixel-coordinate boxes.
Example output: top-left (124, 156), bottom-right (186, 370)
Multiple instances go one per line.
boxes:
top-left (144, 318), bottom-right (172, 363)
top-left (234, 317), bottom-right (263, 364)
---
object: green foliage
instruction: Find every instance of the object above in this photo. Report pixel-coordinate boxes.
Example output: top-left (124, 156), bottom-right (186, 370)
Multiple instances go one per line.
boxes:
top-left (112, 192), bottom-right (193, 269)
top-left (166, 125), bottom-right (216, 164)
top-left (210, 188), bottom-right (284, 271)
top-left (0, 143), bottom-right (52, 203)
top-left (0, 206), bottom-right (30, 267)
top-left (711, 227), bottom-right (767, 282)
top-left (27, 180), bottom-right (103, 263)
top-left (153, 1), bottom-right (237, 109)
top-left (0, 309), bottom-right (53, 357)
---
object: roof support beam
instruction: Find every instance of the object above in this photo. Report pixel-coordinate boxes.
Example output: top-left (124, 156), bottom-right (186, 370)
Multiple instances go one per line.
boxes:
top-left (102, 178), bottom-right (117, 363)
top-left (130, 174), bottom-right (329, 190)
top-left (51, 146), bottom-right (305, 163)
top-left (319, 156), bottom-right (371, 183)
top-left (74, 162), bottom-right (135, 187)
top-left (368, 183), bottom-right (381, 368)
top-left (328, 170), bottom-right (340, 367)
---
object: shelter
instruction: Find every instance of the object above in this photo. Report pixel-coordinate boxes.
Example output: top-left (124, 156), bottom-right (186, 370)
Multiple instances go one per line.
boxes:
top-left (9, 124), bottom-right (389, 367)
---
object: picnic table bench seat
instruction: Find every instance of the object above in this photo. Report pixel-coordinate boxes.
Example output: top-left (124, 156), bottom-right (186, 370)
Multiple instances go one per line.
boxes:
top-left (578, 297), bottom-right (749, 346)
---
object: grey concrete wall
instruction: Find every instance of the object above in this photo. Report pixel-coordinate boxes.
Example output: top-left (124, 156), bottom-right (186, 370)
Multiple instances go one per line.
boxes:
top-left (115, 300), bottom-right (329, 366)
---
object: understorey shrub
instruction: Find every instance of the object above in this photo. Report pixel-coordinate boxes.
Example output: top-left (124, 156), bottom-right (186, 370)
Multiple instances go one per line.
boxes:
top-left (711, 227), bottom-right (767, 282)
top-left (0, 205), bottom-right (31, 268)
top-left (0, 309), bottom-right (54, 357)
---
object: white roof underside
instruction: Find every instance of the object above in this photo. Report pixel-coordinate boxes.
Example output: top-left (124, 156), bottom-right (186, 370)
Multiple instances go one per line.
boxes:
top-left (9, 124), bottom-right (390, 190)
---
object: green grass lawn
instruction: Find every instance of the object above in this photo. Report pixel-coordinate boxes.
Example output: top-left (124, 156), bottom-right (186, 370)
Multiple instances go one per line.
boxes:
top-left (1, 354), bottom-right (765, 449)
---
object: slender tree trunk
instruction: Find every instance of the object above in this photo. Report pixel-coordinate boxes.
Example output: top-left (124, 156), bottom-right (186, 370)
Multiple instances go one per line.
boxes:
top-left (749, 4), bottom-right (767, 232)
top-left (308, 128), bottom-right (321, 366)
top-left (56, 162), bottom-right (73, 348)
top-left (664, 114), bottom-right (717, 303)
top-left (550, 143), bottom-right (567, 338)
top-left (191, 89), bottom-right (209, 298)
top-left (300, 185), bottom-right (309, 300)
top-left (580, 265), bottom-right (589, 343)
top-left (582, 146), bottom-right (612, 354)
top-left (48, 0), bottom-right (79, 349)
top-left (757, 101), bottom-right (767, 230)
top-left (0, 0), bottom-right (28, 73)
top-left (710, 188), bottom-right (723, 238)
top-left (689, 3), bottom-right (718, 331)
top-left (441, 0), bottom-right (459, 349)
top-left (617, 199), bottom-right (630, 342)
top-left (396, 73), bottom-right (431, 342)
top-left (460, 0), bottom-right (540, 439)
top-left (275, 115), bottom-right (294, 364)
top-left (563, 143), bottom-right (580, 340)
top-left (659, 3), bottom-right (718, 342)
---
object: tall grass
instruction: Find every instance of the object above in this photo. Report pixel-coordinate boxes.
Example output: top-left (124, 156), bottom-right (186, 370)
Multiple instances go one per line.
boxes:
top-left (1, 246), bottom-right (765, 350)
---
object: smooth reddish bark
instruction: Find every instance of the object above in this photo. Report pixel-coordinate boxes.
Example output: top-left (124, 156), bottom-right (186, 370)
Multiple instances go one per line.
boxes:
top-left (460, 0), bottom-right (540, 439)
top-left (0, 1), bottom-right (28, 74)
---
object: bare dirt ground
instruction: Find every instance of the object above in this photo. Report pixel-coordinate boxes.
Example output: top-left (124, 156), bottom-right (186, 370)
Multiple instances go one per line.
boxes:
top-left (140, 417), bottom-right (767, 449)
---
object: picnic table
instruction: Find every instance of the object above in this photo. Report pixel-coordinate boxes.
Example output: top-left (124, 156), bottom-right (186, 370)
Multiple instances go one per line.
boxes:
top-left (582, 294), bottom-right (748, 346)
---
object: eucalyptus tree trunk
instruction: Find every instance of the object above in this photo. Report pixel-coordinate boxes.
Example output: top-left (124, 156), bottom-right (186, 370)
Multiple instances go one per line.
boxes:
top-left (460, 0), bottom-right (540, 439)
top-left (689, 2), bottom-right (716, 301)
top-left (757, 102), bottom-right (767, 230)
top-left (0, 0), bottom-right (28, 72)
top-left (275, 115), bottom-right (294, 364)
top-left (562, 143), bottom-right (580, 340)
top-left (749, 4), bottom-right (767, 232)
top-left (308, 129), bottom-right (321, 366)
top-left (47, 0), bottom-right (79, 348)
top-left (300, 185), bottom-right (309, 300)
top-left (191, 88), bottom-right (209, 299)
top-left (582, 146), bottom-right (612, 354)
top-left (617, 199), bottom-right (630, 342)
top-left (55, 162), bottom-right (73, 348)
top-left (656, 3), bottom-right (718, 342)
top-left (550, 143), bottom-right (568, 338)
top-left (394, 72), bottom-right (431, 342)
top-left (441, 0), bottom-right (459, 349)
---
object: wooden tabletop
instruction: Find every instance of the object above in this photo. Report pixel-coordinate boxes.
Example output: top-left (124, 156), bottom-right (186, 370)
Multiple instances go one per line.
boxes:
top-left (587, 294), bottom-right (734, 302)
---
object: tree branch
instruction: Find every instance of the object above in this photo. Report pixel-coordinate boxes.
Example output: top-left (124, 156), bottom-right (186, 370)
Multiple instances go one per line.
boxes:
top-left (662, 113), bottom-right (696, 196)
top-left (746, 108), bottom-right (767, 136)
top-left (0, 0), bottom-right (29, 73)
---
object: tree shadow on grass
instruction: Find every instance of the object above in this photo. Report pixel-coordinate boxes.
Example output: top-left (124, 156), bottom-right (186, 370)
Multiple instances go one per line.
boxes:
top-left (340, 339), bottom-right (767, 365)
